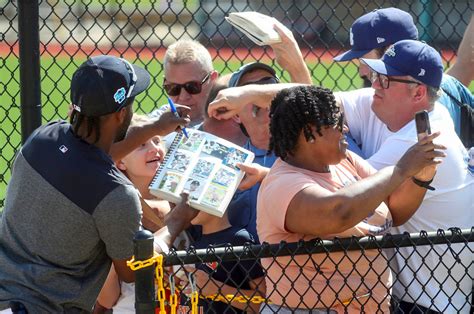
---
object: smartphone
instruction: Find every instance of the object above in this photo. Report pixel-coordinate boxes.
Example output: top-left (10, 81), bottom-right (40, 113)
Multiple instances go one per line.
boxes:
top-left (415, 110), bottom-right (431, 135)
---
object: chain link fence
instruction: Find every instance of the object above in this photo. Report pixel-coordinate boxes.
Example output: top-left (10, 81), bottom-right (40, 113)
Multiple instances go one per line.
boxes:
top-left (0, 1), bottom-right (472, 207)
top-left (130, 228), bottom-right (474, 313)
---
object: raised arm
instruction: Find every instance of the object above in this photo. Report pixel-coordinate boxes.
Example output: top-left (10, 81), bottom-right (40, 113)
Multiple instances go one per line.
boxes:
top-left (94, 266), bottom-right (121, 313)
top-left (270, 22), bottom-right (313, 84)
top-left (285, 133), bottom-right (445, 236)
top-left (110, 106), bottom-right (190, 162)
top-left (208, 83), bottom-right (304, 120)
top-left (446, 14), bottom-right (474, 86)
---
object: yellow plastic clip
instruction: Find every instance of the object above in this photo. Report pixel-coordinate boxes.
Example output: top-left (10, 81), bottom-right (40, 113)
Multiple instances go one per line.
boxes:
top-left (169, 274), bottom-right (178, 314)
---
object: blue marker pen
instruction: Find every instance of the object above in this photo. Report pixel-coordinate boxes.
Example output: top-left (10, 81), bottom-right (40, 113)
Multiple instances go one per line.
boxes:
top-left (167, 96), bottom-right (189, 138)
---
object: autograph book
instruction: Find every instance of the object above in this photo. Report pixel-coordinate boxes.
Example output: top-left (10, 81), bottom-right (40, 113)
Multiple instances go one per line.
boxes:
top-left (149, 129), bottom-right (255, 217)
top-left (225, 11), bottom-right (282, 46)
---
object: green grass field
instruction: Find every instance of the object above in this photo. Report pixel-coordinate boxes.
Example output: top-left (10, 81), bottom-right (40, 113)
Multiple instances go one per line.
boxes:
top-left (1, 53), bottom-right (472, 210)
top-left (0, 54), bottom-right (364, 209)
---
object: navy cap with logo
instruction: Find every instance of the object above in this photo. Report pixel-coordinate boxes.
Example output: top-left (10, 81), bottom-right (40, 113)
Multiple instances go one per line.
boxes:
top-left (360, 40), bottom-right (444, 88)
top-left (229, 62), bottom-right (279, 87)
top-left (70, 55), bottom-right (151, 117)
top-left (334, 8), bottom-right (418, 62)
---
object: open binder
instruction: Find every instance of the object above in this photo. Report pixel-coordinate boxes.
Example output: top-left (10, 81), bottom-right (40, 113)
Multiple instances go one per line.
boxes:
top-left (149, 129), bottom-right (255, 217)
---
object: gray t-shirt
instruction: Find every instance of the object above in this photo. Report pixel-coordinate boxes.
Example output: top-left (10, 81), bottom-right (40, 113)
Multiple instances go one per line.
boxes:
top-left (0, 121), bottom-right (141, 312)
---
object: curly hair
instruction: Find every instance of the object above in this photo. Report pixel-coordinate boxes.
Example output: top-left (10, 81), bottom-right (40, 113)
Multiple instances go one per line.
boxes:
top-left (269, 85), bottom-right (340, 160)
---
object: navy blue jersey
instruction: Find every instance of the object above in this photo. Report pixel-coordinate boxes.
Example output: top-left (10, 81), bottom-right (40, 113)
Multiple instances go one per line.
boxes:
top-left (0, 121), bottom-right (141, 312)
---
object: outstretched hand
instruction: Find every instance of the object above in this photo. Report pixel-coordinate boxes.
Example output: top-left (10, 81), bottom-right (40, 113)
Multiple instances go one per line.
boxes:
top-left (395, 132), bottom-right (446, 180)
top-left (208, 86), bottom-right (252, 120)
top-left (237, 163), bottom-right (270, 190)
top-left (165, 193), bottom-right (199, 236)
top-left (153, 104), bottom-right (191, 136)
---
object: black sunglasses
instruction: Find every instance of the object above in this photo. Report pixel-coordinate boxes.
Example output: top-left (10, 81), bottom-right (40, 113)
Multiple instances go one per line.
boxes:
top-left (164, 72), bottom-right (211, 96)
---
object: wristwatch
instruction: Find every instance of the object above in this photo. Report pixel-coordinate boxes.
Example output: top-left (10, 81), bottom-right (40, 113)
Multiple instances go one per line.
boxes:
top-left (412, 176), bottom-right (435, 191)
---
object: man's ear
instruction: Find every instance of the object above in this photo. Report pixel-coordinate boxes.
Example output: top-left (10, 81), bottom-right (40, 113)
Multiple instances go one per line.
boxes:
top-left (117, 159), bottom-right (127, 171)
top-left (116, 106), bottom-right (131, 124)
top-left (232, 115), bottom-right (241, 124)
top-left (210, 70), bottom-right (219, 81)
top-left (412, 84), bottom-right (427, 103)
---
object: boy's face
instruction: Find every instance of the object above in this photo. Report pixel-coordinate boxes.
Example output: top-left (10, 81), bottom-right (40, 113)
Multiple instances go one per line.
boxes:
top-left (118, 136), bottom-right (165, 179)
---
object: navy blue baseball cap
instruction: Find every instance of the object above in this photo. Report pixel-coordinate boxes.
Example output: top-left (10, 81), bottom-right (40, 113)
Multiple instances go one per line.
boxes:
top-left (334, 8), bottom-right (418, 62)
top-left (361, 40), bottom-right (444, 88)
top-left (229, 62), bottom-right (278, 87)
top-left (71, 55), bottom-right (150, 117)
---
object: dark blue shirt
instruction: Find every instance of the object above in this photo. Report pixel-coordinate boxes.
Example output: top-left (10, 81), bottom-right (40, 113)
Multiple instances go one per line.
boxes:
top-left (180, 226), bottom-right (263, 313)
top-left (227, 141), bottom-right (277, 242)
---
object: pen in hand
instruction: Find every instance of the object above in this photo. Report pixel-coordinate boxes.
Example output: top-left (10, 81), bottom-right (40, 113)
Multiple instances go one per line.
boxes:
top-left (167, 96), bottom-right (189, 138)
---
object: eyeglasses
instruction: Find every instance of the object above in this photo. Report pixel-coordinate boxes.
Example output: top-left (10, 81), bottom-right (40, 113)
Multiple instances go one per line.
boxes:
top-left (370, 72), bottom-right (420, 89)
top-left (164, 72), bottom-right (212, 96)
top-left (242, 76), bottom-right (279, 86)
top-left (117, 58), bottom-right (137, 111)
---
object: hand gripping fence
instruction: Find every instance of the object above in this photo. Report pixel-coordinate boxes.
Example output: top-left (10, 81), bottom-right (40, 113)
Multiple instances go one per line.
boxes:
top-left (128, 227), bottom-right (473, 313)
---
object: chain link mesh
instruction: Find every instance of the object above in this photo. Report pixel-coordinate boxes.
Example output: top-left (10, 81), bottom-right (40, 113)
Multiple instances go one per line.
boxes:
top-left (129, 228), bottom-right (473, 313)
top-left (0, 2), bottom-right (472, 208)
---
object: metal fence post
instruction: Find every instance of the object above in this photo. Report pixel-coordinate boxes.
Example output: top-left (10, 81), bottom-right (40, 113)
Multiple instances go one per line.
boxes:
top-left (18, 0), bottom-right (42, 144)
top-left (134, 230), bottom-right (156, 314)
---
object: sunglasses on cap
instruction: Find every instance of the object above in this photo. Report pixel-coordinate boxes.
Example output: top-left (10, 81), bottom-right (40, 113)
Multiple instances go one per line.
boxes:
top-left (242, 76), bottom-right (279, 86)
top-left (164, 72), bottom-right (212, 96)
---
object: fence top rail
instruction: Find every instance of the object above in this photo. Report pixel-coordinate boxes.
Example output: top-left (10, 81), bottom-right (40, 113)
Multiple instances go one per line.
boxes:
top-left (162, 228), bottom-right (474, 266)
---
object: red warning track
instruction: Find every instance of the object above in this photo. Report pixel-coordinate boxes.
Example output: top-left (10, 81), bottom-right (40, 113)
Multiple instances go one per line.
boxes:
top-left (0, 43), bottom-right (457, 63)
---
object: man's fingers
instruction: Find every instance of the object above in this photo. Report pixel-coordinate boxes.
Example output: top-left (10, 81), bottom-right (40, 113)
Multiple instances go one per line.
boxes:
top-left (273, 21), bottom-right (292, 39)
top-left (208, 102), bottom-right (235, 120)
top-left (236, 163), bottom-right (258, 174)
top-left (174, 104), bottom-right (191, 113)
top-left (238, 178), bottom-right (254, 191)
top-left (213, 109), bottom-right (235, 120)
top-left (180, 192), bottom-right (189, 201)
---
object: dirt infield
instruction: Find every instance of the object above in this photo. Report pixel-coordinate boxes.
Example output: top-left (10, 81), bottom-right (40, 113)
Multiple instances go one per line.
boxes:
top-left (0, 42), bottom-right (457, 63)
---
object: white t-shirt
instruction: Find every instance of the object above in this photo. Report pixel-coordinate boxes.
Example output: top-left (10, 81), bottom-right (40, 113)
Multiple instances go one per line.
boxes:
top-left (336, 88), bottom-right (474, 313)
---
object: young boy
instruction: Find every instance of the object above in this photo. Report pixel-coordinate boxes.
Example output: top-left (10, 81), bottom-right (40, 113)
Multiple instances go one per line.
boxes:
top-left (179, 210), bottom-right (265, 313)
